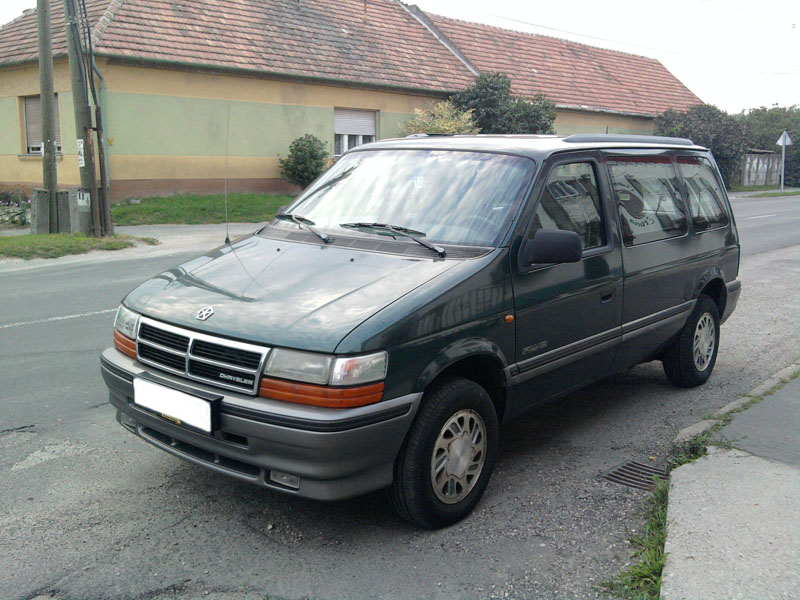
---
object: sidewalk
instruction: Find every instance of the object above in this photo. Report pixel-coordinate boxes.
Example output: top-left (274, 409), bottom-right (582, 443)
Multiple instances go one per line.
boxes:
top-left (0, 223), bottom-right (261, 273)
top-left (660, 362), bottom-right (800, 599)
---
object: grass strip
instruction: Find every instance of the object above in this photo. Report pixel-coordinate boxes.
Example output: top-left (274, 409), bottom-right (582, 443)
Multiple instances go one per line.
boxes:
top-left (0, 233), bottom-right (156, 260)
top-left (111, 193), bottom-right (293, 225)
top-left (746, 191), bottom-right (799, 198)
top-left (603, 436), bottom-right (707, 600)
top-left (729, 184), bottom-right (783, 192)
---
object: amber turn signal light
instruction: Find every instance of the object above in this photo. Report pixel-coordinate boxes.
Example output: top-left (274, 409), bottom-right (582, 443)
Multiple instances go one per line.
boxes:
top-left (113, 329), bottom-right (137, 359)
top-left (259, 377), bottom-right (385, 408)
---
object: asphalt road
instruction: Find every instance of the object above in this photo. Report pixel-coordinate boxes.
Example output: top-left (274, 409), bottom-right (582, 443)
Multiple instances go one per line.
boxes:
top-left (1, 196), bottom-right (798, 600)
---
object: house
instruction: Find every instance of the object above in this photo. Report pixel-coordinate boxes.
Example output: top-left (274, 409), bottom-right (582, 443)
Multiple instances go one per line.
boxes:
top-left (0, 0), bottom-right (702, 200)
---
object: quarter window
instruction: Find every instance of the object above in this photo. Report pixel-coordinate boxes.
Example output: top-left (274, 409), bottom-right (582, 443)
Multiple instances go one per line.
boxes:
top-left (608, 156), bottom-right (687, 246)
top-left (676, 156), bottom-right (729, 231)
top-left (334, 108), bottom-right (376, 156)
top-left (24, 95), bottom-right (62, 155)
top-left (530, 162), bottom-right (605, 250)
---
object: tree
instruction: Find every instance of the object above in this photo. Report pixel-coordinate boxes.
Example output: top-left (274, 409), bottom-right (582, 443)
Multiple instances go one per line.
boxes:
top-left (279, 134), bottom-right (329, 189)
top-left (402, 101), bottom-right (480, 135)
top-left (450, 72), bottom-right (556, 134)
top-left (740, 105), bottom-right (799, 186)
top-left (654, 105), bottom-right (746, 187)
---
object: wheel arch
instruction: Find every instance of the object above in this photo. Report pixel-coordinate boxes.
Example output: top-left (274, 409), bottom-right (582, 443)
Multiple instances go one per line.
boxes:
top-left (694, 268), bottom-right (727, 317)
top-left (416, 339), bottom-right (509, 422)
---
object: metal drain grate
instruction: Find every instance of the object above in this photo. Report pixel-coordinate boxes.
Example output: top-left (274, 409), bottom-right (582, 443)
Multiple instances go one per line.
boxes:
top-left (600, 461), bottom-right (668, 491)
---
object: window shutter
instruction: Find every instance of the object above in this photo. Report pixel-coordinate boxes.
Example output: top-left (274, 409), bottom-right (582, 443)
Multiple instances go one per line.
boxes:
top-left (334, 109), bottom-right (376, 136)
top-left (25, 96), bottom-right (42, 150)
top-left (24, 95), bottom-right (61, 152)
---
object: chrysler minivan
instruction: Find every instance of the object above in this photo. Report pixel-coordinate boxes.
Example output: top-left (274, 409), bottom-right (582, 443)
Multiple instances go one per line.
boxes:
top-left (101, 134), bottom-right (740, 528)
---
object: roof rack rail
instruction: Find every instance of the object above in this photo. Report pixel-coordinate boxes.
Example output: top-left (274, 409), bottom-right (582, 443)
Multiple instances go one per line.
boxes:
top-left (563, 134), bottom-right (695, 146)
top-left (404, 133), bottom-right (453, 138)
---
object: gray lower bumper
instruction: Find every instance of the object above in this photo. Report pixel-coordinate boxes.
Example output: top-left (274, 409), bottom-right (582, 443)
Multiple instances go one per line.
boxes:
top-left (100, 348), bottom-right (421, 500)
top-left (721, 280), bottom-right (742, 324)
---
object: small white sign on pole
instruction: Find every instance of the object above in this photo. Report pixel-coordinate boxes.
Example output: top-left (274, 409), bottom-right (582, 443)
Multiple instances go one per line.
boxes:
top-left (77, 139), bottom-right (85, 168)
top-left (776, 131), bottom-right (793, 192)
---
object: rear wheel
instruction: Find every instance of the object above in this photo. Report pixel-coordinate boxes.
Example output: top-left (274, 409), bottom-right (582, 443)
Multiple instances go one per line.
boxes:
top-left (389, 377), bottom-right (498, 529)
top-left (663, 294), bottom-right (720, 387)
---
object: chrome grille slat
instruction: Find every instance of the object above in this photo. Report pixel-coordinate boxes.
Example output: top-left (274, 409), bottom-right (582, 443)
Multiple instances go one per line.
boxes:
top-left (135, 316), bottom-right (270, 394)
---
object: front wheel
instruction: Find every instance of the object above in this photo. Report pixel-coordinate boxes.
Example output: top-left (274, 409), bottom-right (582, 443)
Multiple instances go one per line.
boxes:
top-left (389, 377), bottom-right (499, 529)
top-left (663, 294), bottom-right (720, 388)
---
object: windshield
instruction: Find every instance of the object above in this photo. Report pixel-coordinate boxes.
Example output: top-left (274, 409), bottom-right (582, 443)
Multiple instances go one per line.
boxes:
top-left (277, 149), bottom-right (535, 247)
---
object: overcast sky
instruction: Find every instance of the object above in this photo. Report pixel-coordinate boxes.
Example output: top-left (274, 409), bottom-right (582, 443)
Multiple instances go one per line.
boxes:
top-left (1, 0), bottom-right (797, 114)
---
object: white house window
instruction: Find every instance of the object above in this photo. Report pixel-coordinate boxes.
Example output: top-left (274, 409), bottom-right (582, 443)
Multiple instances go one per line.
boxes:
top-left (24, 94), bottom-right (62, 155)
top-left (334, 108), bottom-right (376, 156)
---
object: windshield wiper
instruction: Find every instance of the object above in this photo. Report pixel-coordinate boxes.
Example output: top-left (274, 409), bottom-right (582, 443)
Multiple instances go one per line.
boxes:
top-left (339, 222), bottom-right (446, 258)
top-left (275, 213), bottom-right (332, 244)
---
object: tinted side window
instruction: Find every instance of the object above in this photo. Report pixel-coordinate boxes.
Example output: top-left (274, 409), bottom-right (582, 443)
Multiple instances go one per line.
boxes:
top-left (676, 156), bottom-right (730, 231)
top-left (530, 162), bottom-right (605, 250)
top-left (608, 156), bottom-right (687, 246)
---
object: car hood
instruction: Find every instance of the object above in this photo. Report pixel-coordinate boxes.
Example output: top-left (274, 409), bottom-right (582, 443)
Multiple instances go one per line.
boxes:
top-left (124, 235), bottom-right (457, 353)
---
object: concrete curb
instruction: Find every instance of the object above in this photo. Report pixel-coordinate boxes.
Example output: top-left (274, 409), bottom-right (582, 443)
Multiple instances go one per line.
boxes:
top-left (672, 358), bottom-right (800, 449)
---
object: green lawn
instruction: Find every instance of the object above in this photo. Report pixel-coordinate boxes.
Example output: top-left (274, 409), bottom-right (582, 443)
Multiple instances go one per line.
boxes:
top-left (747, 191), bottom-right (800, 198)
top-left (111, 193), bottom-right (293, 226)
top-left (0, 233), bottom-right (157, 260)
top-left (729, 184), bottom-right (782, 192)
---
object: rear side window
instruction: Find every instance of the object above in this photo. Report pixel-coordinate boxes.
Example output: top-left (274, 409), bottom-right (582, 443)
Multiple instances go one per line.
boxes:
top-left (530, 162), bottom-right (605, 250)
top-left (608, 156), bottom-right (687, 246)
top-left (676, 156), bottom-right (730, 231)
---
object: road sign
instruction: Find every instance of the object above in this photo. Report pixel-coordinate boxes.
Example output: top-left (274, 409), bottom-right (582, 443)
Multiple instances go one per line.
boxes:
top-left (775, 131), bottom-right (793, 191)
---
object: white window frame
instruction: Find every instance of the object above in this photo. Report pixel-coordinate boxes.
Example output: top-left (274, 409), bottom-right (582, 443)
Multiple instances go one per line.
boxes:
top-left (334, 108), bottom-right (377, 156)
top-left (23, 94), bottom-right (62, 155)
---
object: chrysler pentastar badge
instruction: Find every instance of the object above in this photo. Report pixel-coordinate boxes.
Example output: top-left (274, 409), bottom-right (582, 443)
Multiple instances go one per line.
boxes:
top-left (194, 306), bottom-right (214, 321)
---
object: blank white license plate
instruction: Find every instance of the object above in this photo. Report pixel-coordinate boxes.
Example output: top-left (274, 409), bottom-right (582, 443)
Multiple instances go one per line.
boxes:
top-left (133, 378), bottom-right (212, 433)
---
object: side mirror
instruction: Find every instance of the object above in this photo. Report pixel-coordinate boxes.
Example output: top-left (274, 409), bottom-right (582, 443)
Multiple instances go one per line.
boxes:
top-left (521, 229), bottom-right (583, 266)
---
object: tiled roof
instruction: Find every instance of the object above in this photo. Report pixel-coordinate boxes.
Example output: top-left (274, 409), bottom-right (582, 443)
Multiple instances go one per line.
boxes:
top-left (428, 14), bottom-right (702, 116)
top-left (0, 1), bottom-right (701, 114)
top-left (0, 0), bottom-right (474, 92)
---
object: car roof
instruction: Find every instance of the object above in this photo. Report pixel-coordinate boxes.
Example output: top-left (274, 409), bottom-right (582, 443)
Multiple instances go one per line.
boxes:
top-left (356, 134), bottom-right (708, 160)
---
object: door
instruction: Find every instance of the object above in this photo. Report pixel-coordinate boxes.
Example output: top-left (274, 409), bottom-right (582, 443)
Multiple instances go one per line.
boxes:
top-left (510, 154), bottom-right (623, 409)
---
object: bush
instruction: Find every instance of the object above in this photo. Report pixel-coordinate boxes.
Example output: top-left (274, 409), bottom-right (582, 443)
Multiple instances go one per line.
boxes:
top-left (654, 105), bottom-right (746, 188)
top-left (402, 101), bottom-right (480, 135)
top-left (450, 72), bottom-right (556, 134)
top-left (279, 134), bottom-right (329, 189)
top-left (739, 105), bottom-right (799, 186)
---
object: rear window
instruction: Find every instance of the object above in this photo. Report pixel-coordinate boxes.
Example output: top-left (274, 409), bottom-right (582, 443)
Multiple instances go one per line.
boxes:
top-left (676, 156), bottom-right (730, 231)
top-left (608, 156), bottom-right (688, 246)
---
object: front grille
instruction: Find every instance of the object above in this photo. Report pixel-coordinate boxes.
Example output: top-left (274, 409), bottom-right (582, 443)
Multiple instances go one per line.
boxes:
top-left (136, 316), bottom-right (269, 394)
top-left (139, 322), bottom-right (189, 351)
top-left (191, 339), bottom-right (261, 369)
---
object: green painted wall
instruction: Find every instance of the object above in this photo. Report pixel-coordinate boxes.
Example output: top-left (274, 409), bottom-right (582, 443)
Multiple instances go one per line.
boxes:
top-left (57, 92), bottom-right (78, 154)
top-left (379, 111), bottom-right (415, 140)
top-left (0, 97), bottom-right (18, 154)
top-left (105, 93), bottom-right (334, 156)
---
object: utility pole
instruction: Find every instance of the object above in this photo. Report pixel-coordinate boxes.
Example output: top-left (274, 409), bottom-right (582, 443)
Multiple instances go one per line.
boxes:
top-left (64, 0), bottom-right (101, 236)
top-left (37, 0), bottom-right (58, 232)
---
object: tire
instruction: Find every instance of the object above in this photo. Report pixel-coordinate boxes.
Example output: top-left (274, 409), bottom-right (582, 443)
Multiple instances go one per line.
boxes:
top-left (389, 377), bottom-right (499, 529)
top-left (663, 294), bottom-right (720, 388)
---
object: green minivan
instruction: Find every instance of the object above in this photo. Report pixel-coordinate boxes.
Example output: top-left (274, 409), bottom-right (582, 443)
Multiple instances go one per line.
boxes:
top-left (101, 134), bottom-right (741, 528)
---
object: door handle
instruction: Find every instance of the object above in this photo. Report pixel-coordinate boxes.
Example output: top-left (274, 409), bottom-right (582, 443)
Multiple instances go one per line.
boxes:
top-left (601, 292), bottom-right (614, 303)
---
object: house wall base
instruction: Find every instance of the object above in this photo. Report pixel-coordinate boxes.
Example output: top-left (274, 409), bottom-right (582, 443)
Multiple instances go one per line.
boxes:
top-left (109, 177), bottom-right (296, 201)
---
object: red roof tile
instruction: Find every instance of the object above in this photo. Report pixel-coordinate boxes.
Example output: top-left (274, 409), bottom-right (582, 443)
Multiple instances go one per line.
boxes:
top-left (427, 14), bottom-right (702, 116)
top-left (0, 1), bottom-right (701, 115)
top-left (0, 0), bottom-right (474, 93)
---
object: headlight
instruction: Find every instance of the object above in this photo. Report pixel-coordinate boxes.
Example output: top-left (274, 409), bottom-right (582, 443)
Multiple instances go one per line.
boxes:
top-left (264, 349), bottom-right (333, 385)
top-left (114, 304), bottom-right (139, 339)
top-left (264, 349), bottom-right (388, 386)
top-left (330, 352), bottom-right (387, 386)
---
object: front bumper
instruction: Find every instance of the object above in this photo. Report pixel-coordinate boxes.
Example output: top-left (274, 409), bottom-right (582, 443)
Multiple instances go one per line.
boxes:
top-left (721, 280), bottom-right (742, 324)
top-left (100, 347), bottom-right (421, 500)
